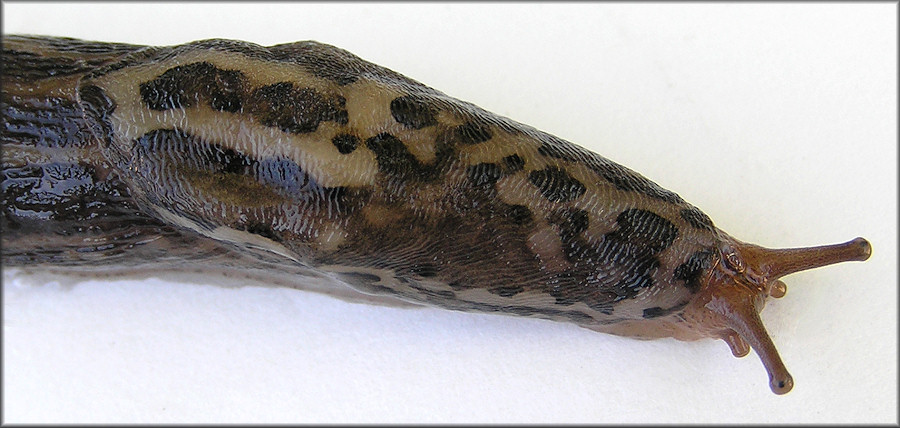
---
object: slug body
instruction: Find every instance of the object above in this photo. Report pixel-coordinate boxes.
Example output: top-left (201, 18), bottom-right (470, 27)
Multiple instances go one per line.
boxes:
top-left (1, 35), bottom-right (871, 394)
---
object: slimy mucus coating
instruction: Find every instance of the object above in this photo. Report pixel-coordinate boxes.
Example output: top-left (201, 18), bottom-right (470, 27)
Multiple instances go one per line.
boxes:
top-left (1, 36), bottom-right (871, 394)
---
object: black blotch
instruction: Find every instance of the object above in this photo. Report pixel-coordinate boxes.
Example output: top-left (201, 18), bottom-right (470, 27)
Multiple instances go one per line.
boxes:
top-left (550, 208), bottom-right (589, 242)
top-left (680, 207), bottom-right (715, 232)
top-left (339, 272), bottom-right (381, 283)
top-left (643, 307), bottom-right (665, 319)
top-left (365, 133), bottom-right (424, 178)
top-left (588, 161), bottom-right (684, 205)
top-left (673, 249), bottom-right (714, 293)
top-left (390, 95), bottom-right (437, 129)
top-left (489, 286), bottom-right (525, 298)
top-left (591, 256), bottom-right (659, 296)
top-left (207, 68), bottom-right (245, 112)
top-left (642, 301), bottom-right (689, 319)
top-left (135, 129), bottom-right (252, 176)
top-left (217, 146), bottom-right (251, 175)
top-left (550, 209), bottom-right (678, 306)
top-left (77, 84), bottom-right (116, 145)
top-left (332, 134), bottom-right (360, 154)
top-left (248, 82), bottom-right (348, 134)
top-left (506, 205), bottom-right (533, 225)
top-left (537, 136), bottom-right (684, 204)
top-left (447, 281), bottom-right (468, 291)
top-left (610, 209), bottom-right (678, 253)
top-left (132, 129), bottom-right (353, 213)
top-left (502, 154), bottom-right (525, 173)
top-left (409, 263), bottom-right (438, 278)
top-left (453, 121), bottom-right (492, 145)
top-left (467, 163), bottom-right (502, 187)
top-left (528, 167), bottom-right (586, 203)
top-left (245, 222), bottom-right (281, 242)
top-left (139, 62), bottom-right (246, 113)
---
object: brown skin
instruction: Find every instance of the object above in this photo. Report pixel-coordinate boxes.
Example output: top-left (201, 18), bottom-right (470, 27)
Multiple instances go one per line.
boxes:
top-left (1, 36), bottom-right (872, 395)
top-left (688, 236), bottom-right (871, 394)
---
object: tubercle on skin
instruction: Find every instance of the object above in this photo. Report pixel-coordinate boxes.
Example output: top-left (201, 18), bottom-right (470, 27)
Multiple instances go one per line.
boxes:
top-left (0, 35), bottom-right (872, 395)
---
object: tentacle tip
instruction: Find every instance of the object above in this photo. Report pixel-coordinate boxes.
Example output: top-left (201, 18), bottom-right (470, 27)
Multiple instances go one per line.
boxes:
top-left (850, 237), bottom-right (872, 261)
top-left (722, 331), bottom-right (751, 358)
top-left (769, 279), bottom-right (787, 298)
top-left (770, 373), bottom-right (794, 395)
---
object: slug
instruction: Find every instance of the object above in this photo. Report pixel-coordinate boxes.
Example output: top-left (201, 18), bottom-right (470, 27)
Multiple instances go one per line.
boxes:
top-left (1, 35), bottom-right (871, 395)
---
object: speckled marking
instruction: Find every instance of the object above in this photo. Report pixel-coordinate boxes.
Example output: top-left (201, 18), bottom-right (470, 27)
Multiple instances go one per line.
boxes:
top-left (452, 121), bottom-right (493, 145)
top-left (9, 36), bottom-right (727, 333)
top-left (673, 249), bottom-right (715, 293)
top-left (332, 134), bottom-right (361, 154)
top-left (528, 166), bottom-right (586, 203)
top-left (139, 62), bottom-right (246, 112)
top-left (247, 82), bottom-right (348, 133)
top-left (390, 95), bottom-right (437, 129)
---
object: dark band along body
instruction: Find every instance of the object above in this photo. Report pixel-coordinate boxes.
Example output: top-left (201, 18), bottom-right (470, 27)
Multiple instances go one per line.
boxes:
top-left (1, 35), bottom-right (871, 394)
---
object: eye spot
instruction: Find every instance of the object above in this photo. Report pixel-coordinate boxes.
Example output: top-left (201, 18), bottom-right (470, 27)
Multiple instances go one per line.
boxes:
top-left (723, 249), bottom-right (745, 273)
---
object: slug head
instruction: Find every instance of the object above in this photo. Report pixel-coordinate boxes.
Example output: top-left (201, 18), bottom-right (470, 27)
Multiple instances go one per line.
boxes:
top-left (686, 236), bottom-right (871, 394)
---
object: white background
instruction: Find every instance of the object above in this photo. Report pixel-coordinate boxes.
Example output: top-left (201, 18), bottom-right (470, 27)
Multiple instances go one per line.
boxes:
top-left (2, 2), bottom-right (896, 424)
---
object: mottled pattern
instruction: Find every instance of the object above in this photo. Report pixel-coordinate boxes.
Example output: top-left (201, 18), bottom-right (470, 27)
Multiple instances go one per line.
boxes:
top-left (537, 136), bottom-right (684, 204)
top-left (2, 35), bottom-right (876, 396)
top-left (3, 35), bottom-right (726, 333)
top-left (247, 82), bottom-right (348, 133)
top-left (452, 121), bottom-right (493, 145)
top-left (140, 62), bottom-right (243, 112)
top-left (673, 249), bottom-right (715, 293)
top-left (331, 134), bottom-right (360, 154)
top-left (390, 95), bottom-right (437, 129)
top-left (528, 167), bottom-right (586, 203)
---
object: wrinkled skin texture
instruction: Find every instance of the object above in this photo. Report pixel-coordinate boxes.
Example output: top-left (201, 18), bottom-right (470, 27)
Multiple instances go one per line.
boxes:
top-left (0, 36), bottom-right (871, 394)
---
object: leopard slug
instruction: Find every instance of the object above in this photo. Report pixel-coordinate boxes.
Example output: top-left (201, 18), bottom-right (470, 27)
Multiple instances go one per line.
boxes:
top-left (1, 35), bottom-right (871, 394)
